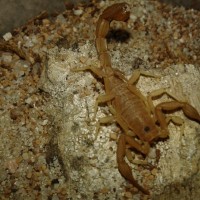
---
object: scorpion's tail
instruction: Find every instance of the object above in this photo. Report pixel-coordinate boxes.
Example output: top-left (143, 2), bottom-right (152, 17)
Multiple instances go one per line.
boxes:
top-left (95, 3), bottom-right (130, 69)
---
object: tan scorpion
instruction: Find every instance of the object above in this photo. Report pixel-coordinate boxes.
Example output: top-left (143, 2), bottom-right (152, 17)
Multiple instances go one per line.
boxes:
top-left (74, 3), bottom-right (200, 195)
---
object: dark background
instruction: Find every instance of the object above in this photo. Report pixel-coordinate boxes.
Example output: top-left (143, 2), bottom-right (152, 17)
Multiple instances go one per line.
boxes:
top-left (0, 0), bottom-right (200, 36)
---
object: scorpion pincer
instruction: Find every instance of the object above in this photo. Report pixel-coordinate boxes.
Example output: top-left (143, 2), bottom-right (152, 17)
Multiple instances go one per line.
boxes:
top-left (74, 3), bottom-right (200, 195)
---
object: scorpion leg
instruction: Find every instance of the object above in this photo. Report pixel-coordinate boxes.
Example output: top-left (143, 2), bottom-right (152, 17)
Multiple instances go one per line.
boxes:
top-left (128, 70), bottom-right (159, 85)
top-left (96, 110), bottom-right (131, 137)
top-left (93, 94), bottom-right (114, 139)
top-left (125, 149), bottom-right (148, 165)
top-left (117, 134), bottom-right (150, 195)
top-left (147, 88), bottom-right (182, 115)
top-left (72, 65), bottom-right (105, 78)
top-left (95, 115), bottom-right (115, 139)
top-left (93, 94), bottom-right (114, 120)
top-left (155, 101), bottom-right (200, 138)
top-left (166, 116), bottom-right (185, 136)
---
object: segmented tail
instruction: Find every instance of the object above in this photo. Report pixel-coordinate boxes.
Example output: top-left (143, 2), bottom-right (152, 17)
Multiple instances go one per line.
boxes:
top-left (95, 3), bottom-right (130, 69)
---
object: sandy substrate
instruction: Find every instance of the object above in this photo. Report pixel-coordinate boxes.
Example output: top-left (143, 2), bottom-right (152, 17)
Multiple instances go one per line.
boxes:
top-left (0, 0), bottom-right (200, 199)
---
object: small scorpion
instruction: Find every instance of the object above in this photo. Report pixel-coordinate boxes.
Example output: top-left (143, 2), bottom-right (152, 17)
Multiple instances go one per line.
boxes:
top-left (74, 3), bottom-right (200, 195)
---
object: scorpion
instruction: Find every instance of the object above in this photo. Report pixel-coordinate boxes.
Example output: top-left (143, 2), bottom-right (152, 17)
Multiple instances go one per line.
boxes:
top-left (74, 3), bottom-right (200, 195)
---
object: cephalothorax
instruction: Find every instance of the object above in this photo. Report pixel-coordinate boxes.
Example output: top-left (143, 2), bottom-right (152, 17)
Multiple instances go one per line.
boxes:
top-left (74, 3), bottom-right (200, 195)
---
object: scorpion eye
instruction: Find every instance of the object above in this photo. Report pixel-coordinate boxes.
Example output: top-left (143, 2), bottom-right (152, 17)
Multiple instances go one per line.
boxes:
top-left (144, 126), bottom-right (150, 133)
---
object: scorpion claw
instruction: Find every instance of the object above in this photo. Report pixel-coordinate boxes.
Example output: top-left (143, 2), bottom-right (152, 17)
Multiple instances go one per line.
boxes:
top-left (117, 135), bottom-right (150, 195)
top-left (118, 161), bottom-right (150, 195)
